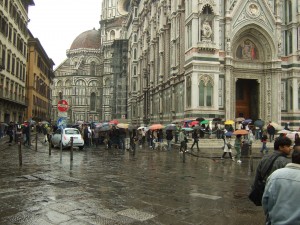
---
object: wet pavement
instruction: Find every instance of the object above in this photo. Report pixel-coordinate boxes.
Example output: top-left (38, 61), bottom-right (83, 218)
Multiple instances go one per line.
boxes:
top-left (0, 135), bottom-right (266, 225)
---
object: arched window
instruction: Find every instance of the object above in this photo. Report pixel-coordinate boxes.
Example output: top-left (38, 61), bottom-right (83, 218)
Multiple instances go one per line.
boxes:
top-left (90, 61), bottom-right (96, 75)
top-left (90, 92), bottom-right (96, 111)
top-left (199, 77), bottom-right (213, 107)
top-left (75, 80), bottom-right (86, 105)
top-left (186, 76), bottom-right (191, 107)
top-left (110, 30), bottom-right (115, 40)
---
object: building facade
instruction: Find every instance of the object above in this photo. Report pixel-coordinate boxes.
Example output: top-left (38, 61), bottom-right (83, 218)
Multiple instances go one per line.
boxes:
top-left (100, 0), bottom-right (129, 121)
top-left (0, 0), bottom-right (34, 123)
top-left (112, 0), bottom-right (300, 128)
top-left (26, 31), bottom-right (54, 121)
top-left (52, 29), bottom-right (103, 123)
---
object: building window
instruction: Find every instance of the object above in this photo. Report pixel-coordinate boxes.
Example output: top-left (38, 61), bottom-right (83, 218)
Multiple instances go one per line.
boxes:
top-left (133, 48), bottom-right (137, 60)
top-left (90, 61), bottom-right (96, 75)
top-left (110, 30), bottom-right (115, 40)
top-left (218, 77), bottom-right (224, 108)
top-left (199, 77), bottom-right (213, 107)
top-left (187, 23), bottom-right (192, 48)
top-left (288, 0), bottom-right (292, 22)
top-left (90, 92), bottom-right (96, 111)
top-left (290, 85), bottom-right (293, 110)
top-left (186, 76), bottom-right (191, 107)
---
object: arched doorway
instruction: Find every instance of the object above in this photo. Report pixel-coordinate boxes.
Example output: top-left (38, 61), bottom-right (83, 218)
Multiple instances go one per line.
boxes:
top-left (236, 79), bottom-right (259, 119)
top-left (230, 24), bottom-right (277, 121)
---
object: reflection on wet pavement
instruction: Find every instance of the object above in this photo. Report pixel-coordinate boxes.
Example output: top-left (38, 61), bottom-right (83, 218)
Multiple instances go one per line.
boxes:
top-left (0, 140), bottom-right (265, 225)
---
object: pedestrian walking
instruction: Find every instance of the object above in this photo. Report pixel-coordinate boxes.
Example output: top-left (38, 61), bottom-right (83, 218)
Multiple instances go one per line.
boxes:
top-left (262, 143), bottom-right (300, 225)
top-left (261, 131), bottom-right (268, 154)
top-left (221, 136), bottom-right (234, 160)
top-left (23, 122), bottom-right (30, 146)
top-left (267, 122), bottom-right (275, 142)
top-left (190, 129), bottom-right (200, 151)
top-left (234, 134), bottom-right (242, 163)
top-left (166, 130), bottom-right (173, 151)
top-left (6, 122), bottom-right (14, 145)
top-left (178, 129), bottom-right (187, 152)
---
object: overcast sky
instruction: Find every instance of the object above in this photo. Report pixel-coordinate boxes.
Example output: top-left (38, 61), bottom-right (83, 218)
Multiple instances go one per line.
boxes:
top-left (28, 0), bottom-right (101, 68)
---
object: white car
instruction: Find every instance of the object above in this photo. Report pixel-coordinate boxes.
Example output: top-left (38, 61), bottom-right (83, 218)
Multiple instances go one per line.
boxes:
top-left (51, 128), bottom-right (84, 150)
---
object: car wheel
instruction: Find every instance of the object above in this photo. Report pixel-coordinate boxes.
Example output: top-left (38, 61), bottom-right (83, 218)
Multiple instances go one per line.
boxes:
top-left (79, 146), bottom-right (84, 150)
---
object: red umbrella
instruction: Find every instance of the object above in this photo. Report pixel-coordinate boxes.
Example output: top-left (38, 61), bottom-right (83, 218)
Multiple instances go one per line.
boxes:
top-left (109, 119), bottom-right (119, 125)
top-left (233, 130), bottom-right (249, 135)
top-left (189, 121), bottom-right (199, 127)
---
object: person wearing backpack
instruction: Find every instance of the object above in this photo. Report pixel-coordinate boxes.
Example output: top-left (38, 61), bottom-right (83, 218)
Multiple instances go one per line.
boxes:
top-left (262, 144), bottom-right (300, 225)
top-left (249, 136), bottom-right (292, 208)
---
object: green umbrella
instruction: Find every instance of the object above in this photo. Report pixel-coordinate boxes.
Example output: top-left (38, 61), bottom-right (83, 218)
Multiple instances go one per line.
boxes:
top-left (200, 120), bottom-right (209, 125)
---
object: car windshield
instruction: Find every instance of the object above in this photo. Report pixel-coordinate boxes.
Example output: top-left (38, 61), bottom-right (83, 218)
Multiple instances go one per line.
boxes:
top-left (65, 129), bottom-right (80, 135)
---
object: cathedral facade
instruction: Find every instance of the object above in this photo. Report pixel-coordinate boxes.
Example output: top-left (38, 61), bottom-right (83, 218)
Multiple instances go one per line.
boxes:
top-left (100, 0), bottom-right (300, 128)
top-left (53, 0), bottom-right (300, 128)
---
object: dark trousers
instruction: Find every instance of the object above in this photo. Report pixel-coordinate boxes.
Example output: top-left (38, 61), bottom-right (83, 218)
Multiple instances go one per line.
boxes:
top-left (191, 139), bottom-right (199, 151)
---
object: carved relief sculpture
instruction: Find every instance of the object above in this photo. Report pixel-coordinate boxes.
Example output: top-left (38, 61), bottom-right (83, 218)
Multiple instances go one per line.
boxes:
top-left (202, 19), bottom-right (213, 41)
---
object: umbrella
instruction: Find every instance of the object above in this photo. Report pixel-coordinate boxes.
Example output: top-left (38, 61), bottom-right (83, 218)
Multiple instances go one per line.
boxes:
top-left (270, 122), bottom-right (283, 130)
top-left (233, 130), bottom-right (249, 135)
top-left (0, 122), bottom-right (8, 126)
top-left (242, 119), bottom-right (252, 124)
top-left (182, 127), bottom-right (193, 132)
top-left (200, 120), bottom-right (209, 125)
top-left (277, 129), bottom-right (291, 134)
top-left (196, 117), bottom-right (205, 122)
top-left (138, 126), bottom-right (147, 130)
top-left (109, 119), bottom-right (119, 125)
top-left (189, 121), bottom-right (199, 126)
top-left (40, 121), bottom-right (49, 125)
top-left (224, 120), bottom-right (235, 125)
top-left (225, 131), bottom-right (233, 137)
top-left (213, 118), bottom-right (222, 122)
top-left (165, 124), bottom-right (177, 131)
top-left (192, 125), bottom-right (201, 130)
top-left (254, 119), bottom-right (264, 127)
top-left (117, 123), bottom-right (129, 129)
top-left (287, 132), bottom-right (300, 140)
top-left (149, 124), bottom-right (165, 130)
top-left (235, 117), bottom-right (245, 122)
top-left (99, 126), bottom-right (111, 132)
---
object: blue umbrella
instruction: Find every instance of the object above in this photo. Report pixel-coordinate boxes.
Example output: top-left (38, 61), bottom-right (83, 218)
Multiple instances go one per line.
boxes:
top-left (243, 119), bottom-right (252, 124)
top-left (225, 131), bottom-right (233, 137)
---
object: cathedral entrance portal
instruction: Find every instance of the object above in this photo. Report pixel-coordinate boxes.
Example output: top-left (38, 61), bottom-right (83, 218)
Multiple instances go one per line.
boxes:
top-left (235, 79), bottom-right (259, 120)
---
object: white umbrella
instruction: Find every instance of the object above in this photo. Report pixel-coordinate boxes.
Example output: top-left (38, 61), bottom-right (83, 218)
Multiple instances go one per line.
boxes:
top-left (277, 129), bottom-right (291, 134)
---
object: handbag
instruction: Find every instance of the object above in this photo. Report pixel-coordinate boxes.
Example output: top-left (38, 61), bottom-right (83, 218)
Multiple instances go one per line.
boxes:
top-left (248, 155), bottom-right (281, 206)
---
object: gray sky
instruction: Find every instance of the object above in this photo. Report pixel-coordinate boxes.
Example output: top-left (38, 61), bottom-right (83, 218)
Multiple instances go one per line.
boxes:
top-left (28, 0), bottom-right (101, 68)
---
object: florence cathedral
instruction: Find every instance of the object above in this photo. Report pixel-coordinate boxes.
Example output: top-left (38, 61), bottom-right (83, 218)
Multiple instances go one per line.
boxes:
top-left (52, 0), bottom-right (300, 129)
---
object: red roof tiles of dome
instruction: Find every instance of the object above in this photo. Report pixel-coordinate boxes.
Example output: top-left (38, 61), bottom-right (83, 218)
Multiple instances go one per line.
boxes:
top-left (70, 29), bottom-right (101, 50)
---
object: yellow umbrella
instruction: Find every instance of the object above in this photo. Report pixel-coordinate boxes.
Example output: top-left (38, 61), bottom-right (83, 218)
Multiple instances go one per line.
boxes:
top-left (224, 120), bottom-right (235, 125)
top-left (117, 123), bottom-right (129, 129)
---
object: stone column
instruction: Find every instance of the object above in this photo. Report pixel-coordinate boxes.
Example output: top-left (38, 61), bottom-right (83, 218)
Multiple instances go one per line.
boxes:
top-left (293, 77), bottom-right (298, 112)
top-left (191, 73), bottom-right (198, 109)
top-left (224, 65), bottom-right (232, 120)
top-left (271, 70), bottom-right (282, 122)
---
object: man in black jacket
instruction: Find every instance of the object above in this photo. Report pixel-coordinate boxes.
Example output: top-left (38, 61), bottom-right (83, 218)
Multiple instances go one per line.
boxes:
top-left (251, 136), bottom-right (292, 207)
top-left (267, 122), bottom-right (275, 142)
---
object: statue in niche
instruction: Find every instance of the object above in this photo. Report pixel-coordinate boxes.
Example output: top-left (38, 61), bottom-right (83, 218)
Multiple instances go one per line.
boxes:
top-left (201, 18), bottom-right (213, 41)
top-left (236, 40), bottom-right (259, 60)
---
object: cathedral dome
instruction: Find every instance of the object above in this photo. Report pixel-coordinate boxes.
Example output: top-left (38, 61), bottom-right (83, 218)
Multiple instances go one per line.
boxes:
top-left (70, 29), bottom-right (101, 50)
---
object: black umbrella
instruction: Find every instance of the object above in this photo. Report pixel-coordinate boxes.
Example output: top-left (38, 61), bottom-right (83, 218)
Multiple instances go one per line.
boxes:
top-left (196, 117), bottom-right (205, 122)
top-left (254, 119), bottom-right (264, 128)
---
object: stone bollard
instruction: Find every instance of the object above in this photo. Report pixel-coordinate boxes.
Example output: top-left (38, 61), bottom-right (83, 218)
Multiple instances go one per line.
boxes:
top-left (49, 138), bottom-right (51, 156)
top-left (18, 135), bottom-right (22, 166)
top-left (70, 137), bottom-right (73, 161)
top-left (35, 132), bottom-right (38, 151)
